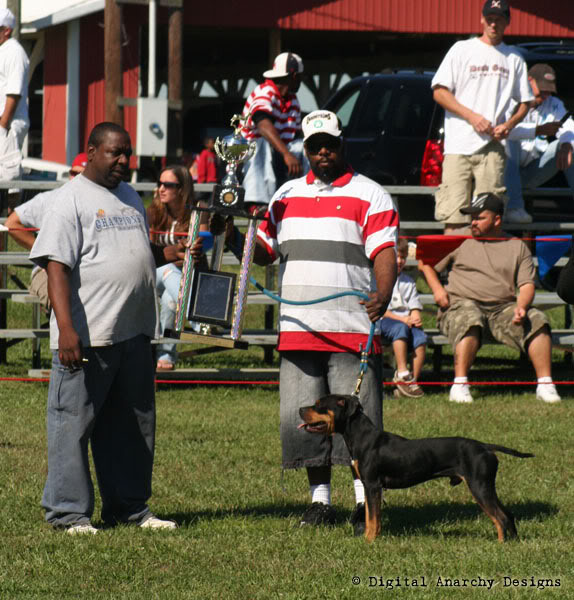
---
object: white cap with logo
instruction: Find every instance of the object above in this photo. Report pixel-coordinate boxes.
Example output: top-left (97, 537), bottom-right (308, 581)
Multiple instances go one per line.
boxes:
top-left (302, 110), bottom-right (343, 142)
top-left (0, 8), bottom-right (15, 29)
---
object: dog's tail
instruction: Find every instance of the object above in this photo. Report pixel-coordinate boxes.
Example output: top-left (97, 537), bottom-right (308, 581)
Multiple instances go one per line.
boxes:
top-left (485, 443), bottom-right (534, 459)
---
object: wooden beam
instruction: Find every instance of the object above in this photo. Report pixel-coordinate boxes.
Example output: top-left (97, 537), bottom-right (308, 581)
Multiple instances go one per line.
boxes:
top-left (167, 5), bottom-right (183, 160)
top-left (104, 0), bottom-right (123, 125)
top-left (268, 28), bottom-right (281, 70)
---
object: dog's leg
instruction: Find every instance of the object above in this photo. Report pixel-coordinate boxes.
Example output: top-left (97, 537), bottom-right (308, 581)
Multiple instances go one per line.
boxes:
top-left (464, 453), bottom-right (518, 542)
top-left (364, 484), bottom-right (382, 543)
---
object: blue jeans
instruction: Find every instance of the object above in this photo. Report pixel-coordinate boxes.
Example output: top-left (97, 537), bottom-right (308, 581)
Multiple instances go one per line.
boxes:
top-left (380, 317), bottom-right (427, 350)
top-left (505, 139), bottom-right (574, 211)
top-left (155, 263), bottom-right (182, 364)
top-left (42, 335), bottom-right (155, 527)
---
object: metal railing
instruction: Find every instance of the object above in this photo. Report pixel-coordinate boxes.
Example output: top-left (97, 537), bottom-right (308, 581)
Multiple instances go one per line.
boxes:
top-left (2, 180), bottom-right (573, 366)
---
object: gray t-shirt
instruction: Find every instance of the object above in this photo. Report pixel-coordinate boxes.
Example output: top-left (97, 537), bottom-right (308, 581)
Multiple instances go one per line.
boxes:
top-left (30, 174), bottom-right (159, 349)
top-left (434, 237), bottom-right (535, 305)
top-left (14, 190), bottom-right (54, 228)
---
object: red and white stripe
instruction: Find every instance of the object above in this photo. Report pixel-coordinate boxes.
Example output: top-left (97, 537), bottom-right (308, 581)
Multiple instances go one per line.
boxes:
top-left (241, 79), bottom-right (301, 142)
top-left (257, 168), bottom-right (398, 353)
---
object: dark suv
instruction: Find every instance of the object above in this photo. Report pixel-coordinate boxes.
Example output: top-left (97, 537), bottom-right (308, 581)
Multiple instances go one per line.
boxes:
top-left (324, 43), bottom-right (574, 221)
top-left (322, 70), bottom-right (441, 220)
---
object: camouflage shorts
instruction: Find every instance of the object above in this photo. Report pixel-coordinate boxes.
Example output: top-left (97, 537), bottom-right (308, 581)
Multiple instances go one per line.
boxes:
top-left (438, 298), bottom-right (549, 353)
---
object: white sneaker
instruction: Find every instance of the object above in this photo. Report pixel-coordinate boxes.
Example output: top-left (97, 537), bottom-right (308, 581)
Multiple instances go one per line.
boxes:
top-left (536, 383), bottom-right (561, 404)
top-left (504, 208), bottom-right (533, 224)
top-left (140, 516), bottom-right (178, 530)
top-left (449, 383), bottom-right (473, 403)
top-left (66, 523), bottom-right (98, 535)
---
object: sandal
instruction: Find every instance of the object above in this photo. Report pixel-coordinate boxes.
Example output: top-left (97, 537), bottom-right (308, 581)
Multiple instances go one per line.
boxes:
top-left (156, 360), bottom-right (175, 371)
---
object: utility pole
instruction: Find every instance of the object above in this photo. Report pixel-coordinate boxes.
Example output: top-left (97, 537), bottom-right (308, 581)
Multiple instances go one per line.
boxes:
top-left (104, 0), bottom-right (123, 125)
top-left (6, 0), bottom-right (19, 39)
top-left (167, 4), bottom-right (183, 162)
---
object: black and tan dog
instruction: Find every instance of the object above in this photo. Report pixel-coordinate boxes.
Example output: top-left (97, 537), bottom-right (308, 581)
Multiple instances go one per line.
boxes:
top-left (298, 394), bottom-right (534, 543)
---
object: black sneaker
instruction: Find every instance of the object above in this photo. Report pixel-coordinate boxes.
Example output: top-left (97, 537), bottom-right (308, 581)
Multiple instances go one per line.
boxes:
top-left (300, 502), bottom-right (336, 527)
top-left (349, 502), bottom-right (365, 536)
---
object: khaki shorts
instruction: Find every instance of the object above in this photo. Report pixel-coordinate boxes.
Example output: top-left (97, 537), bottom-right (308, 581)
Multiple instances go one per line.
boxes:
top-left (438, 298), bottom-right (550, 353)
top-left (435, 140), bottom-right (506, 225)
top-left (29, 267), bottom-right (50, 312)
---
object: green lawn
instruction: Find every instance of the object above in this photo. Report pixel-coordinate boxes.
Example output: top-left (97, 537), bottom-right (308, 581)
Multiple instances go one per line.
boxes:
top-left (1, 249), bottom-right (573, 598)
top-left (0, 382), bottom-right (572, 599)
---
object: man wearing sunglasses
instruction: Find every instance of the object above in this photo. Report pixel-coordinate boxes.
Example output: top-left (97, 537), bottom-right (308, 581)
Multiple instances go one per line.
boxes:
top-left (226, 110), bottom-right (398, 533)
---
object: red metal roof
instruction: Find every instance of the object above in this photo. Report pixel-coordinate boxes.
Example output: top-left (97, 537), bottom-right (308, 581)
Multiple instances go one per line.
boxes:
top-left (190, 0), bottom-right (574, 38)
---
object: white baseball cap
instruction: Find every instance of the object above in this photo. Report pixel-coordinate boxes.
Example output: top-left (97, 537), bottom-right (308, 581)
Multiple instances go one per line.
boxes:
top-left (263, 52), bottom-right (304, 79)
top-left (0, 8), bottom-right (15, 29)
top-left (302, 110), bottom-right (343, 142)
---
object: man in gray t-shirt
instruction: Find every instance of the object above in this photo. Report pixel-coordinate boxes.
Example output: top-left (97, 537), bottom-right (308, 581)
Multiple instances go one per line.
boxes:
top-left (30, 122), bottom-right (179, 534)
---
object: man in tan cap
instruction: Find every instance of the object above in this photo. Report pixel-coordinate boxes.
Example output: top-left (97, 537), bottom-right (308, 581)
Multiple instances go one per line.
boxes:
top-left (240, 52), bottom-right (305, 207)
top-left (504, 63), bottom-right (574, 223)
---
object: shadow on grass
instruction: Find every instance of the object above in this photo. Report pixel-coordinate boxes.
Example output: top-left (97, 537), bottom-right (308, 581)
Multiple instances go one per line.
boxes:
top-left (162, 499), bottom-right (556, 536)
top-left (378, 500), bottom-right (556, 537)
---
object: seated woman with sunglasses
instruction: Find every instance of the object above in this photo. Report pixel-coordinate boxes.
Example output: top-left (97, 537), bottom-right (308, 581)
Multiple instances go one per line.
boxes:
top-left (147, 165), bottom-right (209, 370)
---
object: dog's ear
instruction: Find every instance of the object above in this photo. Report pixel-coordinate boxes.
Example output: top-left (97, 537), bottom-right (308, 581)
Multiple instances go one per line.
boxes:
top-left (342, 395), bottom-right (362, 417)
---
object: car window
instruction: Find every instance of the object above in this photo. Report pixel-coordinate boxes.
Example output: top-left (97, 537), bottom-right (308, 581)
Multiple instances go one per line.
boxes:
top-left (391, 83), bottom-right (435, 138)
top-left (354, 80), bottom-right (393, 137)
top-left (329, 85), bottom-right (362, 130)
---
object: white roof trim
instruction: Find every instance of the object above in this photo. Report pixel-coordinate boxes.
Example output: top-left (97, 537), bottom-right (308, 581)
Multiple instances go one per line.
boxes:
top-left (21, 0), bottom-right (105, 33)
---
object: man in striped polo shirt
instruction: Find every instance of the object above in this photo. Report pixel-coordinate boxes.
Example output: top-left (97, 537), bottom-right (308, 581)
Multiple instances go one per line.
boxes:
top-left (240, 52), bottom-right (305, 207)
top-left (227, 110), bottom-right (398, 533)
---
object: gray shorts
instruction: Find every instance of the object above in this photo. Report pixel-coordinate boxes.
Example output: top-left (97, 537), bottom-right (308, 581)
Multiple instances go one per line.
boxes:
top-left (438, 298), bottom-right (550, 353)
top-left (279, 350), bottom-right (383, 470)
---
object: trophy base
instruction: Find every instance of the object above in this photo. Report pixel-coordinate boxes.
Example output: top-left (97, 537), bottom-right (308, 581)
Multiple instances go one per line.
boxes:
top-left (164, 329), bottom-right (249, 350)
top-left (209, 183), bottom-right (251, 217)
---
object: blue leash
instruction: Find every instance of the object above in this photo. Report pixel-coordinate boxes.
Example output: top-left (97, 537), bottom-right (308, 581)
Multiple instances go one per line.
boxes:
top-left (249, 276), bottom-right (376, 396)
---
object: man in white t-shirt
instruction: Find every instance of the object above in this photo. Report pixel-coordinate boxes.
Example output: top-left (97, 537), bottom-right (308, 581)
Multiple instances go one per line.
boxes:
top-left (504, 64), bottom-right (574, 223)
top-left (0, 7), bottom-right (29, 181)
top-left (431, 0), bottom-right (533, 234)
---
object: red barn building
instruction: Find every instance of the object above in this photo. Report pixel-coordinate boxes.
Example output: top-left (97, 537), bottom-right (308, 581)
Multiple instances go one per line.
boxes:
top-left (20, 0), bottom-right (574, 167)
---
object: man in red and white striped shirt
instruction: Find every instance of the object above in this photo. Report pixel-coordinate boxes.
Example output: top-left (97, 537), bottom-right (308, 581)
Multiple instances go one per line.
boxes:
top-left (226, 110), bottom-right (398, 533)
top-left (240, 52), bottom-right (304, 206)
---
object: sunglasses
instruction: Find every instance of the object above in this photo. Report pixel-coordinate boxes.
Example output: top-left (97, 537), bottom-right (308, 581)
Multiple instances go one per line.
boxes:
top-left (158, 180), bottom-right (181, 189)
top-left (305, 137), bottom-right (341, 155)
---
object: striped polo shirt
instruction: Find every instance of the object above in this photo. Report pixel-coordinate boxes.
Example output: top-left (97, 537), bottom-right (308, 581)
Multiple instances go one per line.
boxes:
top-left (241, 79), bottom-right (301, 142)
top-left (257, 168), bottom-right (398, 353)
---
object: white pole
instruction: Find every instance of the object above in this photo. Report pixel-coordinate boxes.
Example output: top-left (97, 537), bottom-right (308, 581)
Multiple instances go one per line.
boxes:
top-left (148, 0), bottom-right (156, 97)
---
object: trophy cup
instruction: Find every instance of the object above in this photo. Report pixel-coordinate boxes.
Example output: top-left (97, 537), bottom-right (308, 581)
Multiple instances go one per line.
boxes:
top-left (210, 114), bottom-right (256, 216)
top-left (167, 114), bottom-right (264, 349)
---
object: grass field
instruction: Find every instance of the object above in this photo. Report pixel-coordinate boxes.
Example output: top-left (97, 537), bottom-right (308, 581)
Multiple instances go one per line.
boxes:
top-left (1, 250), bottom-right (573, 598)
top-left (0, 381), bottom-right (572, 599)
